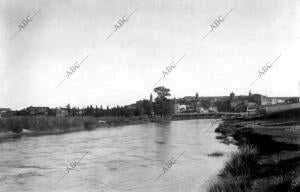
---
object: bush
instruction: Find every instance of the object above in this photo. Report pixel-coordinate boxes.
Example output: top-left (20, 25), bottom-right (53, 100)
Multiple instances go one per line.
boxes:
top-left (84, 121), bottom-right (94, 130)
top-left (9, 120), bottom-right (23, 133)
top-left (83, 118), bottom-right (99, 130)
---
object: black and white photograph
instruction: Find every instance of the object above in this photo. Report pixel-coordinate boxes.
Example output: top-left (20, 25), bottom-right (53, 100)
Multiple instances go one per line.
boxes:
top-left (1, 0), bottom-right (300, 191)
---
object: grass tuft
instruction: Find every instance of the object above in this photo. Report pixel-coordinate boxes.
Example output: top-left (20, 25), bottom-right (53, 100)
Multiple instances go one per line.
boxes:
top-left (222, 144), bottom-right (258, 177)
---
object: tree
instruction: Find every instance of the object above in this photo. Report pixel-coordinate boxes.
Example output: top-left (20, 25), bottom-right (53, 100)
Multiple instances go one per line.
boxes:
top-left (153, 86), bottom-right (173, 117)
top-left (106, 106), bottom-right (110, 116)
top-left (71, 107), bottom-right (76, 116)
top-left (89, 105), bottom-right (93, 116)
top-left (215, 100), bottom-right (232, 112)
top-left (136, 100), bottom-right (153, 116)
top-left (200, 100), bottom-right (210, 109)
top-left (286, 98), bottom-right (299, 104)
top-left (154, 98), bottom-right (173, 117)
top-left (66, 104), bottom-right (71, 116)
top-left (154, 86), bottom-right (171, 99)
top-left (95, 105), bottom-right (99, 117)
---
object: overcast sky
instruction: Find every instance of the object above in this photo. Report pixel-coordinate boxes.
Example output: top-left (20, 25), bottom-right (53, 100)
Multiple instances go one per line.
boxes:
top-left (1, 0), bottom-right (300, 110)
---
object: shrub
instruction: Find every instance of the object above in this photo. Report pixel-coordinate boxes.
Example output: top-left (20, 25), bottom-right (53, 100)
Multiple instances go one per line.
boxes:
top-left (83, 119), bottom-right (98, 130)
top-left (4, 119), bottom-right (24, 133)
top-left (9, 120), bottom-right (23, 133)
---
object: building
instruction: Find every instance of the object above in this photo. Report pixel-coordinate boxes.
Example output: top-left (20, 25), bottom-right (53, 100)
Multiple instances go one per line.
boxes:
top-left (185, 104), bottom-right (195, 112)
top-left (25, 106), bottom-right (50, 115)
top-left (56, 108), bottom-right (68, 117)
top-left (174, 92), bottom-right (204, 113)
top-left (195, 104), bottom-right (202, 113)
top-left (234, 103), bottom-right (247, 112)
top-left (179, 104), bottom-right (187, 112)
top-left (230, 99), bottom-right (243, 109)
top-left (0, 108), bottom-right (11, 118)
top-left (246, 102), bottom-right (260, 115)
top-left (126, 104), bottom-right (137, 110)
top-left (172, 103), bottom-right (188, 113)
top-left (230, 94), bottom-right (249, 112)
top-left (208, 106), bottom-right (218, 113)
top-left (277, 99), bottom-right (285, 104)
top-left (194, 92), bottom-right (202, 113)
top-left (174, 103), bottom-right (180, 114)
top-left (252, 94), bottom-right (286, 106)
top-left (260, 96), bottom-right (274, 105)
top-left (229, 92), bottom-right (284, 112)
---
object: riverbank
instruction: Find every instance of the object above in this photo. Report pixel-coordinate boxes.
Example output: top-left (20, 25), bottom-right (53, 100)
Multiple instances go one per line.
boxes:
top-left (208, 116), bottom-right (300, 192)
top-left (0, 115), bottom-right (167, 142)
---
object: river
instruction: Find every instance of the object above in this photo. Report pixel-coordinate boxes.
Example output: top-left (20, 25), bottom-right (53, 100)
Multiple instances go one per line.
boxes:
top-left (0, 119), bottom-right (236, 192)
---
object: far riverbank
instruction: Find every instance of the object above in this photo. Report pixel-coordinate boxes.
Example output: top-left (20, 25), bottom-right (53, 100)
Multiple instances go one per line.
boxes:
top-left (0, 115), bottom-right (171, 142)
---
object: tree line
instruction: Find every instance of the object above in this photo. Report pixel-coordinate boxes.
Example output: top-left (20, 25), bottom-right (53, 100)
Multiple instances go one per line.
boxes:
top-left (16, 86), bottom-right (175, 117)
top-left (73, 86), bottom-right (174, 117)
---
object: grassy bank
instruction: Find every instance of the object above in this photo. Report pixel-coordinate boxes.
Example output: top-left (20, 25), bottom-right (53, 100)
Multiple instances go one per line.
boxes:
top-left (0, 116), bottom-right (99, 133)
top-left (0, 115), bottom-right (156, 141)
top-left (208, 118), bottom-right (300, 192)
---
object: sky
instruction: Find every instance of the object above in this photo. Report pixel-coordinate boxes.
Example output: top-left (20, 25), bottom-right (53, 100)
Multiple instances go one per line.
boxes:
top-left (1, 0), bottom-right (300, 110)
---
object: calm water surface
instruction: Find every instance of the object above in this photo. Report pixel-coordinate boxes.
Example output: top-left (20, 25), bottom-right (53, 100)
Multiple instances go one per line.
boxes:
top-left (0, 119), bottom-right (236, 192)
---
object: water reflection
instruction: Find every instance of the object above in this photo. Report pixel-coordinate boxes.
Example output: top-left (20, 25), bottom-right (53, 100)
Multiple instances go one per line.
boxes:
top-left (154, 122), bottom-right (172, 162)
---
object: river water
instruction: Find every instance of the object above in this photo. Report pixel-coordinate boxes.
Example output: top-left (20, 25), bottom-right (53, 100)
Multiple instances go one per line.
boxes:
top-left (0, 119), bottom-right (236, 192)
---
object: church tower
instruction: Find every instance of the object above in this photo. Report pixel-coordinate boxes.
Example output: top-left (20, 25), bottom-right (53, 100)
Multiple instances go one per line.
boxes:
top-left (230, 91), bottom-right (235, 101)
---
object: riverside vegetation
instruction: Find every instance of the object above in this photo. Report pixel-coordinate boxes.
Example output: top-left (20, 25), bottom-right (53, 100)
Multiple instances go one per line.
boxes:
top-left (0, 116), bottom-right (99, 134)
top-left (0, 115), bottom-right (153, 136)
top-left (208, 109), bottom-right (300, 192)
top-left (0, 86), bottom-right (175, 140)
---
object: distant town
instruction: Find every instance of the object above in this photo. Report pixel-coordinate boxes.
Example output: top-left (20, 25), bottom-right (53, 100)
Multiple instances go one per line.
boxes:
top-left (1, 87), bottom-right (300, 119)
